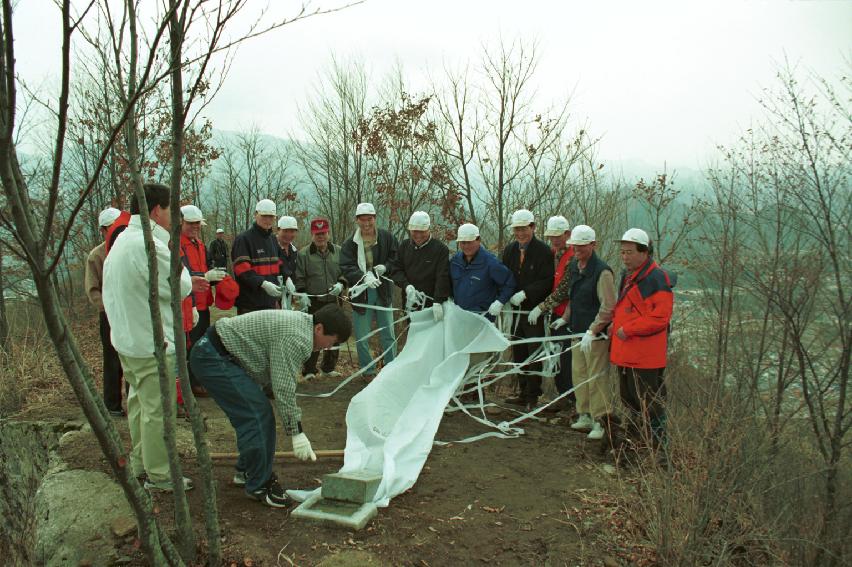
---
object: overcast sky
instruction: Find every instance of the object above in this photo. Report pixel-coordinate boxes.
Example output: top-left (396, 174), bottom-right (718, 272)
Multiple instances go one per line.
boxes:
top-left (13, 0), bottom-right (852, 169)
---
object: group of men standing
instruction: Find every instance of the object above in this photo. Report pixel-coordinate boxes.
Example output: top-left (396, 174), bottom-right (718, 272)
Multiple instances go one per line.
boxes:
top-left (84, 190), bottom-right (673, 505)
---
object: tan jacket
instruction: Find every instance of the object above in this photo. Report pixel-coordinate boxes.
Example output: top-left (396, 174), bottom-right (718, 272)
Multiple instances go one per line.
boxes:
top-left (85, 242), bottom-right (107, 311)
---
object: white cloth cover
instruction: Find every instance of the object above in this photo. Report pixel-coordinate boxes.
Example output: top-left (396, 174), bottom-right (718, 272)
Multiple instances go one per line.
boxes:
top-left (338, 302), bottom-right (509, 507)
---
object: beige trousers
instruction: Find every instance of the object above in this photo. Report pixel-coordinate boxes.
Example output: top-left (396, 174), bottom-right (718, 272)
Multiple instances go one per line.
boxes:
top-left (571, 338), bottom-right (615, 420)
top-left (118, 353), bottom-right (177, 483)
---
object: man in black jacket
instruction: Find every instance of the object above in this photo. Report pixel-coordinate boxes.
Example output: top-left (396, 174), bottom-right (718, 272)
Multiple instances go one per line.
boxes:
top-left (388, 211), bottom-right (451, 321)
top-left (339, 202), bottom-right (400, 379)
top-left (232, 199), bottom-right (283, 314)
top-left (502, 209), bottom-right (555, 408)
top-left (208, 228), bottom-right (229, 269)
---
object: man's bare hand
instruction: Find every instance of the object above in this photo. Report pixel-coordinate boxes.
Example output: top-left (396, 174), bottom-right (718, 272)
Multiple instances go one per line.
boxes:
top-left (191, 276), bottom-right (210, 293)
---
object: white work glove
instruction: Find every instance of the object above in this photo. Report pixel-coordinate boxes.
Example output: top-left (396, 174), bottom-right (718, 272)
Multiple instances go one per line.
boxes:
top-left (528, 306), bottom-right (543, 325)
top-left (261, 281), bottom-right (282, 298)
top-left (487, 300), bottom-right (503, 317)
top-left (405, 284), bottom-right (418, 303)
top-left (204, 268), bottom-right (226, 282)
top-left (191, 307), bottom-right (199, 327)
top-left (328, 282), bottom-right (344, 296)
top-left (550, 318), bottom-right (568, 331)
top-left (291, 432), bottom-right (316, 462)
top-left (363, 272), bottom-right (381, 289)
top-left (580, 330), bottom-right (595, 354)
top-left (297, 292), bottom-right (311, 311)
top-left (432, 303), bottom-right (444, 322)
top-left (509, 290), bottom-right (526, 306)
top-left (373, 264), bottom-right (386, 278)
top-left (284, 277), bottom-right (297, 295)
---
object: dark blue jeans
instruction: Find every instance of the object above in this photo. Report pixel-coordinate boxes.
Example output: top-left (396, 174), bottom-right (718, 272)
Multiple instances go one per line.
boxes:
top-left (189, 330), bottom-right (275, 493)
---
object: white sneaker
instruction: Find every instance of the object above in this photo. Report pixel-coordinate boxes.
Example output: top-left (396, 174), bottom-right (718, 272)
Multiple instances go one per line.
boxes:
top-left (322, 370), bottom-right (342, 378)
top-left (302, 373), bottom-right (316, 382)
top-left (571, 414), bottom-right (593, 430)
top-left (587, 422), bottom-right (605, 440)
top-left (233, 470), bottom-right (247, 486)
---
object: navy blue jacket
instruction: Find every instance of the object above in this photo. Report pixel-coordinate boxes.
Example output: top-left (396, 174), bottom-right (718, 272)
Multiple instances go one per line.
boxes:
top-left (450, 247), bottom-right (515, 315)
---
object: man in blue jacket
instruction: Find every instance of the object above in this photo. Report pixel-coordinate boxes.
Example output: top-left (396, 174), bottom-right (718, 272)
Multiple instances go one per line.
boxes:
top-left (449, 223), bottom-right (515, 319)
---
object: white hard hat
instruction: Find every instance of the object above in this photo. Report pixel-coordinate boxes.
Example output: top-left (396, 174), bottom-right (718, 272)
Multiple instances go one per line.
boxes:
top-left (408, 211), bottom-right (431, 231)
top-left (216, 228), bottom-right (224, 234)
top-left (355, 202), bottom-right (376, 216)
top-left (544, 215), bottom-right (571, 236)
top-left (98, 207), bottom-right (121, 228)
top-left (456, 223), bottom-right (480, 242)
top-left (277, 216), bottom-right (298, 230)
top-left (180, 204), bottom-right (206, 225)
top-left (510, 209), bottom-right (535, 228)
top-left (566, 224), bottom-right (596, 245)
top-left (617, 228), bottom-right (650, 246)
top-left (255, 199), bottom-right (276, 216)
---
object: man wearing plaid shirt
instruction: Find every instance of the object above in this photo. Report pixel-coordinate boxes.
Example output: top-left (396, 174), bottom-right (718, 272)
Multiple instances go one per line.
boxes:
top-left (189, 304), bottom-right (351, 507)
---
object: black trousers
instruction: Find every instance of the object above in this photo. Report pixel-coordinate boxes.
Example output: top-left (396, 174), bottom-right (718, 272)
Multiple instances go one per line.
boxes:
top-left (99, 312), bottom-right (125, 411)
top-left (303, 301), bottom-right (340, 375)
top-left (511, 318), bottom-right (544, 401)
top-left (187, 309), bottom-right (211, 388)
top-left (618, 366), bottom-right (667, 444)
top-left (552, 325), bottom-right (575, 400)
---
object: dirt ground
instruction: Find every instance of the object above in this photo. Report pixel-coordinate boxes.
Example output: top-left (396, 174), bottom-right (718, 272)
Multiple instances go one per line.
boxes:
top-left (29, 309), bottom-right (641, 566)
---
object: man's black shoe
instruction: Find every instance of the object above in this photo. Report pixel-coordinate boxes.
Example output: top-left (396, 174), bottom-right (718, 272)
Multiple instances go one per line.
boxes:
top-left (248, 474), bottom-right (291, 508)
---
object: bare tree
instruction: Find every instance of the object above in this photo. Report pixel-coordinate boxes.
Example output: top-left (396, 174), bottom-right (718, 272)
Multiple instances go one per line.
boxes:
top-left (212, 125), bottom-right (293, 234)
top-left (292, 56), bottom-right (372, 240)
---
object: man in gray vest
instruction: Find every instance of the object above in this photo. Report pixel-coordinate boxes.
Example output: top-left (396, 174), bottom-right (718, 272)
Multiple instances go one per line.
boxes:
top-left (553, 224), bottom-right (617, 440)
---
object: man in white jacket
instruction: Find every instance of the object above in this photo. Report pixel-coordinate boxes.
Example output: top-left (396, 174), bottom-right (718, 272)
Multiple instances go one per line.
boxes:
top-left (103, 183), bottom-right (196, 492)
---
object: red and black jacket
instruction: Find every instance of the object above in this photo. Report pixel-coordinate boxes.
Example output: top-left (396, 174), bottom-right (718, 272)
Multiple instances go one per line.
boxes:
top-left (609, 259), bottom-right (674, 369)
top-left (231, 222), bottom-right (282, 312)
top-left (180, 234), bottom-right (214, 311)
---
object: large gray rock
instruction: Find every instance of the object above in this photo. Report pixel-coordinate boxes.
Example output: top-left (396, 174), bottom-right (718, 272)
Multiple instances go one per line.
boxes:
top-left (0, 420), bottom-right (67, 564)
top-left (34, 469), bottom-right (133, 567)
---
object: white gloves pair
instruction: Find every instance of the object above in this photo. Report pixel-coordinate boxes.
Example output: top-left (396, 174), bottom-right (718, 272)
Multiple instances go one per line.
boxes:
top-left (328, 282), bottom-right (344, 296)
top-left (204, 268), bottom-right (226, 282)
top-left (509, 290), bottom-right (526, 306)
top-left (261, 280), bottom-right (282, 298)
top-left (487, 300), bottom-right (503, 317)
top-left (292, 432), bottom-right (316, 462)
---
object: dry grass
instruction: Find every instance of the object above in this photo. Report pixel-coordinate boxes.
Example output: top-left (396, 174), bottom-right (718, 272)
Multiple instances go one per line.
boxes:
top-left (577, 352), bottom-right (852, 567)
top-left (0, 300), bottom-right (89, 419)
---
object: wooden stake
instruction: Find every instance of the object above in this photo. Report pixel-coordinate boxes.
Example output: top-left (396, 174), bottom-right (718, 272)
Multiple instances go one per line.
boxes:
top-left (208, 449), bottom-right (345, 461)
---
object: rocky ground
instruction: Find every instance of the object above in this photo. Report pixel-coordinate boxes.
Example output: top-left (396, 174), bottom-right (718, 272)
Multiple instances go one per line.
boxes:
top-left (6, 307), bottom-right (657, 566)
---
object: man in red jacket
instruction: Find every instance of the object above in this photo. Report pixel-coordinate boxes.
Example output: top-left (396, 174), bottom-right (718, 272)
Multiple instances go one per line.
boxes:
top-left (180, 205), bottom-right (225, 396)
top-left (610, 228), bottom-right (674, 448)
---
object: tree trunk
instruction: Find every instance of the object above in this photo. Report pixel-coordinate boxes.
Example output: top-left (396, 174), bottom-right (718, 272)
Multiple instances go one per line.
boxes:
top-left (167, 3), bottom-right (221, 564)
top-left (0, 242), bottom-right (9, 357)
